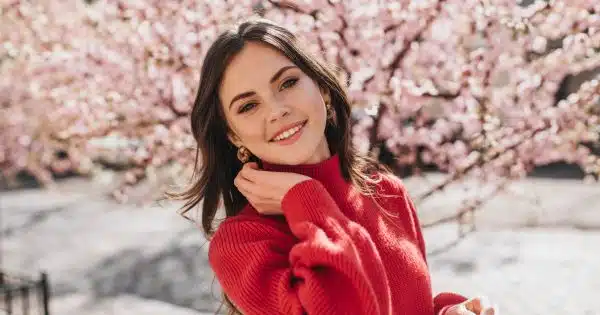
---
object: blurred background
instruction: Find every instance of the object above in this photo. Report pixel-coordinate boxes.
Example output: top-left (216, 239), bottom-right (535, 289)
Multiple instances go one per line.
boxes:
top-left (1, 0), bottom-right (599, 314)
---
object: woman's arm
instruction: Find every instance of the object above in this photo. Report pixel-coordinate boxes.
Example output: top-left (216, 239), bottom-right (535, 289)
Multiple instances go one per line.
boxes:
top-left (209, 179), bottom-right (392, 315)
top-left (380, 174), bottom-right (468, 315)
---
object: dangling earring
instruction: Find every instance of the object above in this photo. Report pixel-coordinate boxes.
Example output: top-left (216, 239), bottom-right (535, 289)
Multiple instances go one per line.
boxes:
top-left (237, 146), bottom-right (251, 163)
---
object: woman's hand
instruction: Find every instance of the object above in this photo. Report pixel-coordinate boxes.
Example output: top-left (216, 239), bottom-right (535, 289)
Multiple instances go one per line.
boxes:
top-left (234, 162), bottom-right (312, 215)
top-left (445, 296), bottom-right (498, 315)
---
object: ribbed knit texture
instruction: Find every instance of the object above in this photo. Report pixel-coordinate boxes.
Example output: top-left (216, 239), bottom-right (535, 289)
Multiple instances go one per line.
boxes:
top-left (208, 154), bottom-right (467, 314)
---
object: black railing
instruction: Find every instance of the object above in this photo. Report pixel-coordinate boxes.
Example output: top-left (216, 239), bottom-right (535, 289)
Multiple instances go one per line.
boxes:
top-left (0, 271), bottom-right (50, 315)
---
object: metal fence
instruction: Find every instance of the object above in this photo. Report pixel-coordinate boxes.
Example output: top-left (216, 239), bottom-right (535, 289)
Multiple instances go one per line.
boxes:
top-left (0, 271), bottom-right (50, 315)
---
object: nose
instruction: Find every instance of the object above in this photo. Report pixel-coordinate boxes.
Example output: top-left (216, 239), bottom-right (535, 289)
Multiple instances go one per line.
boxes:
top-left (267, 101), bottom-right (290, 123)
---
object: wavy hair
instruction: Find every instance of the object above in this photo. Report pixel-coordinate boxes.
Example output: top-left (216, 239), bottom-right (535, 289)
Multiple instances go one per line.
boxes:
top-left (168, 16), bottom-right (390, 314)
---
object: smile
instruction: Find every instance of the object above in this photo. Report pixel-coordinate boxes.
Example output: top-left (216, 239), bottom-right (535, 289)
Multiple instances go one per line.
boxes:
top-left (270, 120), bottom-right (307, 143)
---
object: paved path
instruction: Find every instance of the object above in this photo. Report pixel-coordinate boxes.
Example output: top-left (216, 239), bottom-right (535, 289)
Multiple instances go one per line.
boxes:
top-left (426, 226), bottom-right (600, 315)
top-left (410, 174), bottom-right (600, 315)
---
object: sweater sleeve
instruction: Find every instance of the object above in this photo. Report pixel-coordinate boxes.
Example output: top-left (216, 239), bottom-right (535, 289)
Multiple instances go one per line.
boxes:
top-left (208, 179), bottom-right (392, 315)
top-left (381, 174), bottom-right (468, 315)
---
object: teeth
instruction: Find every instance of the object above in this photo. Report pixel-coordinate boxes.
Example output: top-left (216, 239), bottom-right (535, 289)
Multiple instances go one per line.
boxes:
top-left (273, 124), bottom-right (303, 141)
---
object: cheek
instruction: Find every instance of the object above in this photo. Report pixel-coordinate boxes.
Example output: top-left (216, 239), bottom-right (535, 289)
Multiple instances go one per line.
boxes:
top-left (308, 95), bottom-right (327, 125)
top-left (291, 82), bottom-right (327, 120)
top-left (231, 118), bottom-right (265, 144)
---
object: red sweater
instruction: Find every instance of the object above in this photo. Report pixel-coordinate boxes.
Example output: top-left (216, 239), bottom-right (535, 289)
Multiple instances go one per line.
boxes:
top-left (208, 154), bottom-right (467, 314)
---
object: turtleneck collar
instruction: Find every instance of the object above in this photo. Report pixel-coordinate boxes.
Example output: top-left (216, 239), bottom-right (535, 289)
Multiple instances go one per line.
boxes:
top-left (261, 153), bottom-right (351, 198)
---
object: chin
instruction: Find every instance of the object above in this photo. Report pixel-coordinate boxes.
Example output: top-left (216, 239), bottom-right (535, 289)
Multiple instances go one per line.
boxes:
top-left (284, 152), bottom-right (317, 165)
top-left (261, 151), bottom-right (313, 166)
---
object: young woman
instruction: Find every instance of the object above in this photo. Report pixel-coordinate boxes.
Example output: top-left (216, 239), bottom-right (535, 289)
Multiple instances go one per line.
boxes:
top-left (175, 17), bottom-right (498, 315)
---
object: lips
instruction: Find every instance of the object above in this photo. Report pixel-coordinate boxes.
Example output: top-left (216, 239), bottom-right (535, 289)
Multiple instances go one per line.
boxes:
top-left (269, 120), bottom-right (307, 142)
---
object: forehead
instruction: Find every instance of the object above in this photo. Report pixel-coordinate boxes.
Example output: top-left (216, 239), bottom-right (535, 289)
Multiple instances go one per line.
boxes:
top-left (219, 41), bottom-right (295, 99)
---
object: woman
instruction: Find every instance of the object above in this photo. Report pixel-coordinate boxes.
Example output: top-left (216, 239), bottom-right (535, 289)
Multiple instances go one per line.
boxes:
top-left (175, 17), bottom-right (497, 315)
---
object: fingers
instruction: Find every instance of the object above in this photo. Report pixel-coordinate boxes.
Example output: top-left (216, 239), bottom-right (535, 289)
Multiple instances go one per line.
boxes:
top-left (458, 304), bottom-right (476, 315)
top-left (235, 180), bottom-right (264, 206)
top-left (239, 162), bottom-right (259, 181)
top-left (234, 169), bottom-right (277, 202)
top-left (239, 162), bottom-right (277, 185)
top-left (465, 296), bottom-right (498, 315)
top-left (465, 297), bottom-right (482, 313)
top-left (234, 172), bottom-right (263, 198)
top-left (234, 175), bottom-right (281, 214)
top-left (234, 175), bottom-right (254, 197)
top-left (447, 304), bottom-right (476, 315)
top-left (480, 307), bottom-right (497, 315)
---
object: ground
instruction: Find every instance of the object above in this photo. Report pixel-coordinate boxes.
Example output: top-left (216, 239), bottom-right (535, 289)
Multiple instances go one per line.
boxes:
top-left (1, 171), bottom-right (598, 314)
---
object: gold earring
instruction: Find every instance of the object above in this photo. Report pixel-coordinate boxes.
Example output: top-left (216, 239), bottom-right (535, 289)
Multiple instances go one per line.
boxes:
top-left (237, 146), bottom-right (251, 163)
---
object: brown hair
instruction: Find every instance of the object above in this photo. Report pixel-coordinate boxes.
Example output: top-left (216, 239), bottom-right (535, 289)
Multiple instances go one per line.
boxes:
top-left (168, 16), bottom-right (390, 314)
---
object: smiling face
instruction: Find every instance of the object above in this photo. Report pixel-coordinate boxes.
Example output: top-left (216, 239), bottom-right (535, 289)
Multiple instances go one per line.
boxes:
top-left (219, 41), bottom-right (332, 165)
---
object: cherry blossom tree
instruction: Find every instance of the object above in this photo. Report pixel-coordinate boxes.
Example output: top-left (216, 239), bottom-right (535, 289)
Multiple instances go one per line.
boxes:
top-left (1, 0), bottom-right (599, 221)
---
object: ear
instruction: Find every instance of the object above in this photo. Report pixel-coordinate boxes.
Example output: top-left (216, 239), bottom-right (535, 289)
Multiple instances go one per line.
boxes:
top-left (319, 85), bottom-right (331, 104)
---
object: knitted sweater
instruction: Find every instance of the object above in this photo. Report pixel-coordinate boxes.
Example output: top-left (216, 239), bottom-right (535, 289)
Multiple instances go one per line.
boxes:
top-left (208, 154), bottom-right (467, 314)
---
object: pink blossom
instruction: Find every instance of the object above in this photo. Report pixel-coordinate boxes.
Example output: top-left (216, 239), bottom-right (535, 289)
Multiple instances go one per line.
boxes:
top-left (1, 0), bottom-right (598, 195)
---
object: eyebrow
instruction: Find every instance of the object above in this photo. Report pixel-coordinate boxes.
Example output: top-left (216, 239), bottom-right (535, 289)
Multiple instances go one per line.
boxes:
top-left (228, 65), bottom-right (298, 110)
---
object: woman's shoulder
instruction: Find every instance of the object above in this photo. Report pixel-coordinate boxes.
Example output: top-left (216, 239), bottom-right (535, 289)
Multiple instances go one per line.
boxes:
top-left (369, 171), bottom-right (408, 196)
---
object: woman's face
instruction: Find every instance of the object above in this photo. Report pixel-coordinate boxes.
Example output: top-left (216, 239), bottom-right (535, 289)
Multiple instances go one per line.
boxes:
top-left (219, 41), bottom-right (331, 165)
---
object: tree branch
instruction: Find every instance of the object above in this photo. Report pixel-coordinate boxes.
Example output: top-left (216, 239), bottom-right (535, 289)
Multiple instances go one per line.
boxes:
top-left (421, 179), bottom-right (509, 229)
top-left (368, 0), bottom-right (447, 154)
top-left (266, 0), bottom-right (308, 14)
top-left (416, 124), bottom-right (548, 203)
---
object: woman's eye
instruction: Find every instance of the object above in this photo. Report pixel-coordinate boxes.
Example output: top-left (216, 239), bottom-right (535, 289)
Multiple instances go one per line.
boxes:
top-left (237, 79), bottom-right (297, 114)
top-left (238, 103), bottom-right (257, 113)
top-left (281, 78), bottom-right (298, 90)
